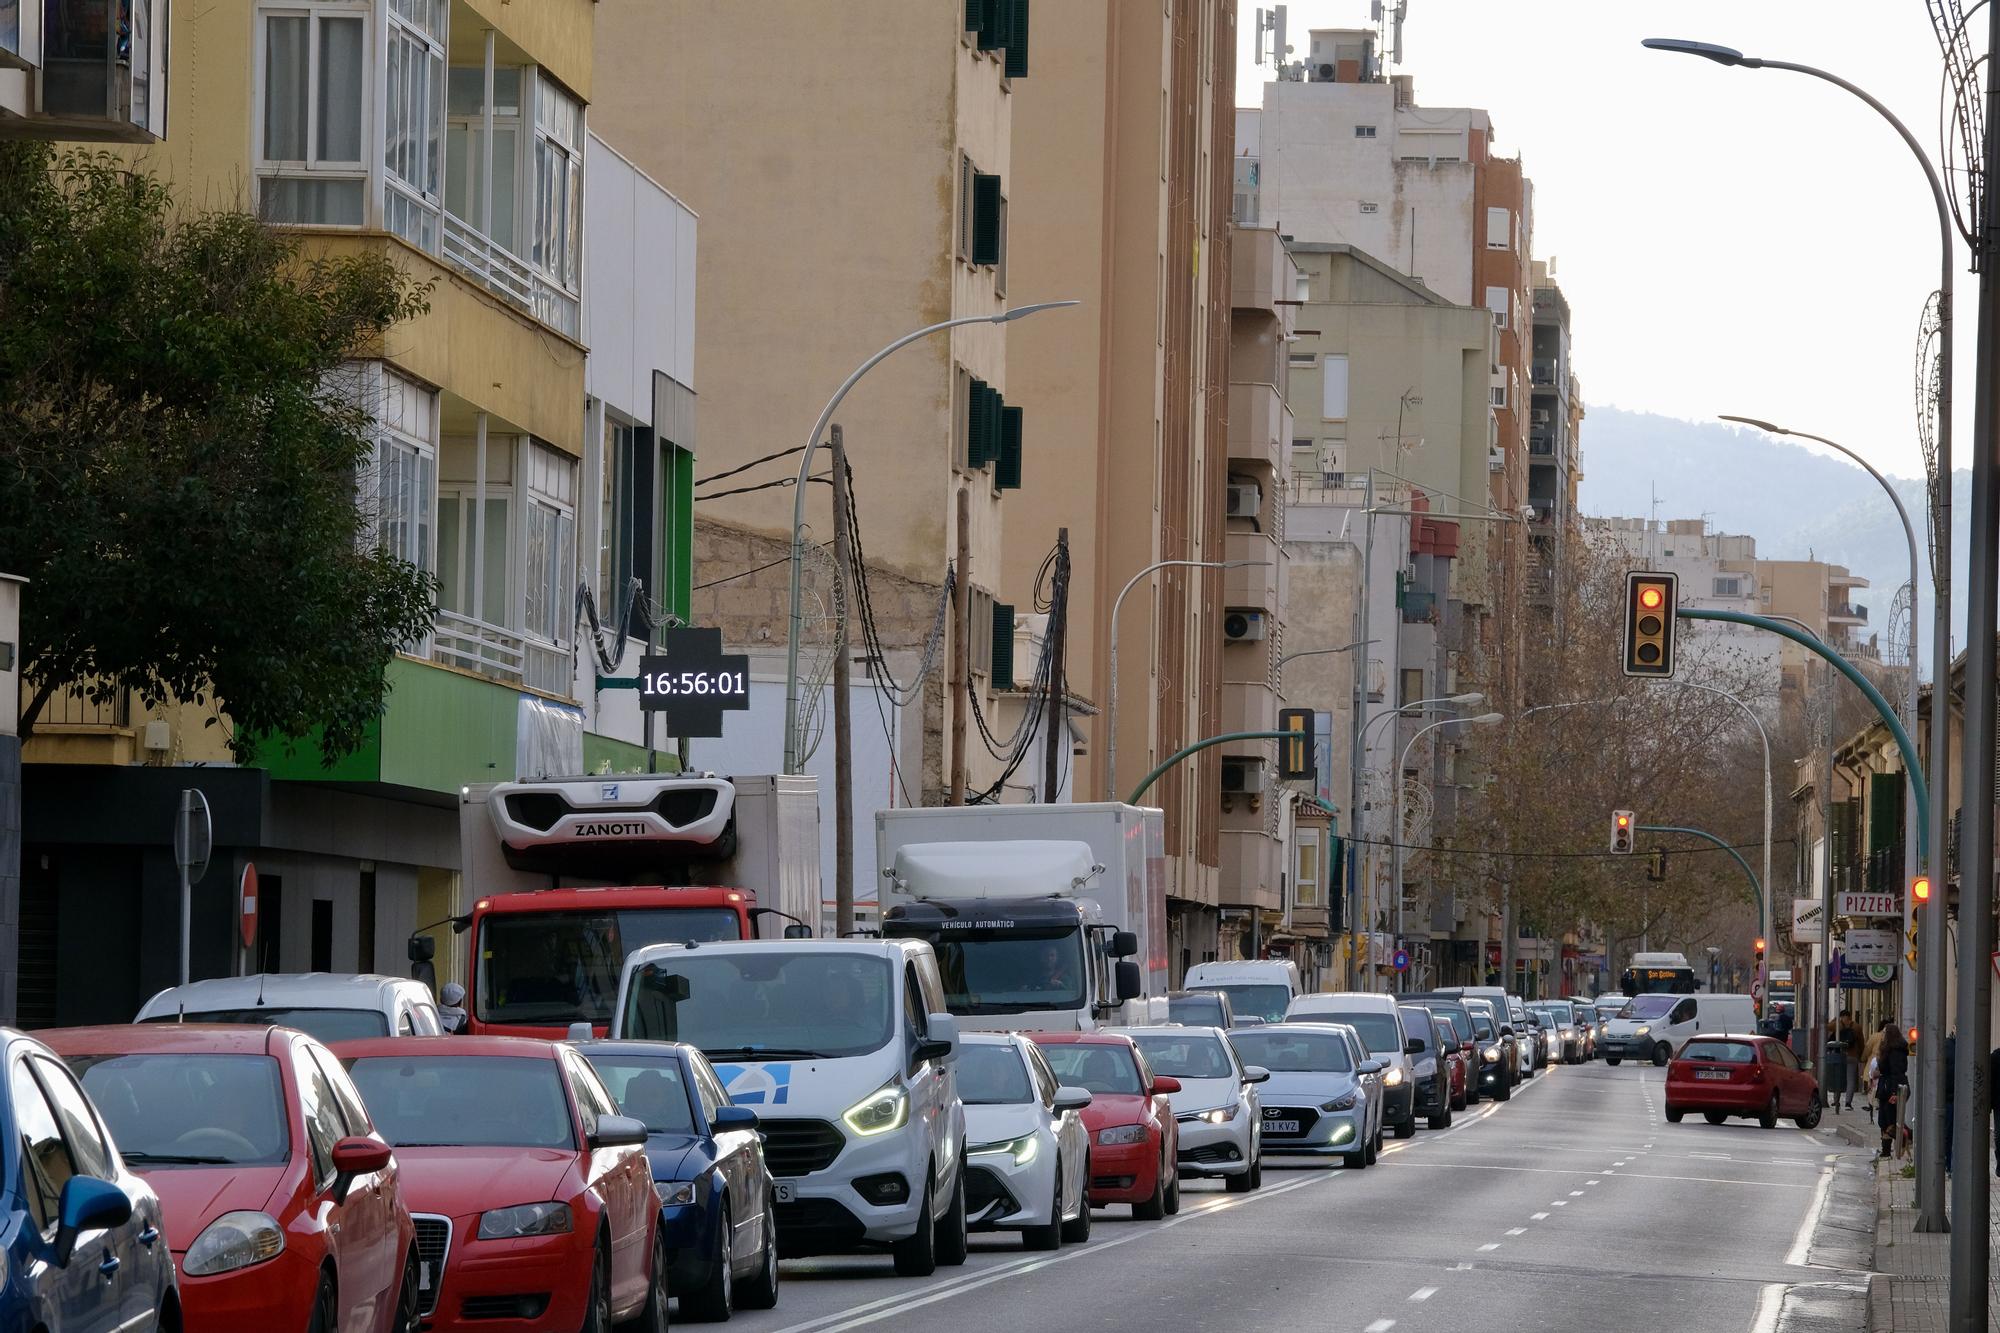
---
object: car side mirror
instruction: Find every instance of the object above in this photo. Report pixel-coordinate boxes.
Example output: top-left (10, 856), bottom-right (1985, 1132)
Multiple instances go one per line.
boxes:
top-left (917, 1012), bottom-right (959, 1064)
top-left (1151, 1075), bottom-right (1182, 1095)
top-left (1358, 1060), bottom-right (1384, 1076)
top-left (1404, 1037), bottom-right (1425, 1056)
top-left (589, 1114), bottom-right (650, 1150)
top-left (330, 1136), bottom-right (393, 1204)
top-left (52, 1177), bottom-right (131, 1268)
top-left (1242, 1064), bottom-right (1271, 1085)
top-left (783, 923), bottom-right (813, 939)
top-left (711, 1105), bottom-right (759, 1132)
top-left (1108, 930), bottom-right (1140, 959)
top-left (1114, 960), bottom-right (1143, 1002)
top-left (1053, 1085), bottom-right (1093, 1112)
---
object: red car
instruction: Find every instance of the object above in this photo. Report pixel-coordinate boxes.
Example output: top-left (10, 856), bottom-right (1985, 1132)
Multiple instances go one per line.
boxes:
top-left (335, 1036), bottom-right (666, 1333)
top-left (46, 1024), bottom-right (417, 1333)
top-left (1028, 1034), bottom-right (1181, 1219)
top-left (1431, 1012), bottom-right (1471, 1110)
top-left (1664, 1034), bottom-right (1824, 1129)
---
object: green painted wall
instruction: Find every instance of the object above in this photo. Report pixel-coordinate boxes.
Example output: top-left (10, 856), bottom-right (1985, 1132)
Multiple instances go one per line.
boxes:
top-left (583, 731), bottom-right (678, 775)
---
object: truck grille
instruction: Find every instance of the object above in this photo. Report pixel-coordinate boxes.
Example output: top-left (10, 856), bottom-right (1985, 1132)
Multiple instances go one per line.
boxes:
top-left (757, 1118), bottom-right (846, 1175)
top-left (411, 1214), bottom-right (452, 1317)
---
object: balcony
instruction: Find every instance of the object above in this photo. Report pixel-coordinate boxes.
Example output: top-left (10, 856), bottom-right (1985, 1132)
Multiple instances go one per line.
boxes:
top-left (432, 611), bottom-right (571, 696)
top-left (1219, 827), bottom-right (1282, 913)
top-left (0, 0), bottom-right (169, 143)
top-left (1531, 359), bottom-right (1558, 387)
top-left (442, 214), bottom-right (582, 340)
top-left (1528, 433), bottom-right (1555, 458)
top-left (1225, 531), bottom-right (1281, 613)
top-left (1828, 603), bottom-right (1867, 625)
top-left (1228, 382), bottom-right (1288, 472)
top-left (1224, 677), bottom-right (1277, 737)
top-left (1231, 227), bottom-right (1293, 316)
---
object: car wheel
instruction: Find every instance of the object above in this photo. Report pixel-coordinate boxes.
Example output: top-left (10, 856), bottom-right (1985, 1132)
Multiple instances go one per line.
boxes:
top-left (1759, 1094), bottom-right (1780, 1130)
top-left (1225, 1163), bottom-right (1254, 1194)
top-left (1248, 1158), bottom-right (1263, 1190)
top-left (1430, 1108), bottom-right (1452, 1130)
top-left (1344, 1144), bottom-right (1368, 1169)
top-left (1024, 1170), bottom-right (1062, 1250)
top-left (1795, 1094), bottom-right (1823, 1131)
top-left (1364, 1132), bottom-right (1380, 1165)
top-left (936, 1162), bottom-right (969, 1267)
top-left (891, 1175), bottom-right (939, 1276)
top-left (1703, 1111), bottom-right (1727, 1126)
top-left (1652, 1043), bottom-right (1671, 1068)
top-left (306, 1272), bottom-right (337, 1333)
top-left (621, 1227), bottom-right (673, 1332)
top-left (1606, 1057), bottom-right (1622, 1067)
top-left (392, 1247), bottom-right (420, 1333)
top-left (1163, 1168), bottom-right (1181, 1215)
top-left (1394, 1116), bottom-right (1416, 1139)
top-left (1665, 1107), bottom-right (1684, 1123)
top-left (1060, 1166), bottom-right (1092, 1245)
top-left (735, 1200), bottom-right (780, 1312)
top-left (580, 1244), bottom-right (612, 1333)
top-left (681, 1202), bottom-right (734, 1322)
top-left (1133, 1153), bottom-right (1168, 1221)
top-left (1495, 1075), bottom-right (1513, 1102)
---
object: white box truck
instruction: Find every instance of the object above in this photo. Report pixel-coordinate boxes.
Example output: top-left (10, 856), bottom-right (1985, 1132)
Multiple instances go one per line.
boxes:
top-left (874, 802), bottom-right (1168, 1030)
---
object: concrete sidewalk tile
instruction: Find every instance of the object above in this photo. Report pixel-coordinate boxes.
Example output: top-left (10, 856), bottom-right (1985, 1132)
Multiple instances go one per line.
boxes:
top-left (1867, 1156), bottom-right (1990, 1332)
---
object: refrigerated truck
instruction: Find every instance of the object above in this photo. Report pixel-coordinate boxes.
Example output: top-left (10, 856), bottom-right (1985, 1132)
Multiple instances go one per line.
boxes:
top-left (874, 802), bottom-right (1168, 1030)
top-left (412, 772), bottom-right (821, 1037)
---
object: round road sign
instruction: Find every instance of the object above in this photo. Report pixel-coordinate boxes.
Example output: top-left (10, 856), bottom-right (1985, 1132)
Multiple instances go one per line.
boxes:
top-left (1392, 948), bottom-right (1410, 972)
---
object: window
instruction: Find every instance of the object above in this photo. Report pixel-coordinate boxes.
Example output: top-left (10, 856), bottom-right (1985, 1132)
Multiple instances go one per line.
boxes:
top-left (310, 1045), bottom-right (374, 1136)
top-left (438, 434), bottom-right (516, 627)
top-left (1320, 353), bottom-right (1350, 421)
top-left (1486, 207), bottom-right (1511, 250)
top-left (32, 1059), bottom-right (111, 1182)
top-left (965, 378), bottom-right (1005, 470)
top-left (384, 0), bottom-right (445, 248)
top-left (364, 364), bottom-right (438, 577)
top-left (1288, 350), bottom-right (1317, 369)
top-left (1713, 576), bottom-right (1743, 597)
top-left (991, 601), bottom-right (1016, 688)
top-left (969, 587), bottom-right (997, 676)
top-left (257, 4), bottom-right (368, 225)
top-left (531, 79), bottom-right (585, 294)
top-left (11, 1061), bottom-right (73, 1231)
top-left (1354, 124), bottom-right (1377, 139)
top-left (1485, 285), bottom-right (1510, 330)
top-left (1490, 384), bottom-right (1508, 408)
top-left (566, 1052), bottom-right (618, 1135)
top-left (1293, 271), bottom-right (1312, 302)
top-left (956, 153), bottom-right (976, 260)
top-left (995, 406), bottom-right (1024, 490)
top-left (971, 171), bottom-right (1005, 266)
top-left (1399, 668), bottom-right (1424, 708)
top-left (598, 418), bottom-right (637, 617)
top-left (445, 65), bottom-right (523, 251)
top-left (1295, 829), bottom-right (1322, 908)
top-left (524, 442), bottom-right (578, 647)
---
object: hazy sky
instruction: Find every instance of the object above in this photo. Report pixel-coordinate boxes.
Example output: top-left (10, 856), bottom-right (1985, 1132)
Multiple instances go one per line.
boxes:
top-left (1235, 1), bottom-right (1963, 481)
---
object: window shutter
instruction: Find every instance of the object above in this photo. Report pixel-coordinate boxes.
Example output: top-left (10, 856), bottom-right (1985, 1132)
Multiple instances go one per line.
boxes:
top-left (991, 602), bottom-right (1016, 688)
top-left (968, 381), bottom-right (1004, 468)
top-left (972, 172), bottom-right (1003, 265)
top-left (1004, 0), bottom-right (1030, 78)
top-left (978, 0), bottom-right (1012, 50)
top-left (996, 406), bottom-right (1023, 489)
top-left (965, 0), bottom-right (988, 33)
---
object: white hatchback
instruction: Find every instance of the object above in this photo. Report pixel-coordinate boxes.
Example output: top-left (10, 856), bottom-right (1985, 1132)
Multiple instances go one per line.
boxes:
top-left (1116, 1026), bottom-right (1268, 1193)
top-left (957, 1034), bottom-right (1095, 1248)
top-left (134, 972), bottom-right (444, 1041)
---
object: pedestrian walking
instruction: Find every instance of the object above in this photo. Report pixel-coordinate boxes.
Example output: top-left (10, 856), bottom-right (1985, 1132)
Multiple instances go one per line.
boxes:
top-left (1822, 1027), bottom-right (1847, 1110)
top-left (1837, 1014), bottom-right (1861, 1110)
top-left (1874, 1021), bottom-right (1909, 1160)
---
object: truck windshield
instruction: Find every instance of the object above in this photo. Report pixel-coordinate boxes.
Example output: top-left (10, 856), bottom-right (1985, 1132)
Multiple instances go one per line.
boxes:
top-left (477, 907), bottom-right (743, 1027)
top-left (925, 927), bottom-right (1086, 1015)
top-left (1202, 984), bottom-right (1290, 1023)
top-left (623, 951), bottom-right (896, 1059)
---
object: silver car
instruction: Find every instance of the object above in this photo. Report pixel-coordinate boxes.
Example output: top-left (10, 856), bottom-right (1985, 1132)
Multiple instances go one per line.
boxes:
top-left (1229, 1024), bottom-right (1384, 1168)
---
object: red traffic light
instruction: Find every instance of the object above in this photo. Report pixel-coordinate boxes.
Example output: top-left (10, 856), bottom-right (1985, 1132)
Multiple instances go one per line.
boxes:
top-left (1908, 1027), bottom-right (1919, 1045)
top-left (1912, 876), bottom-right (1932, 904)
top-left (1753, 936), bottom-right (1766, 953)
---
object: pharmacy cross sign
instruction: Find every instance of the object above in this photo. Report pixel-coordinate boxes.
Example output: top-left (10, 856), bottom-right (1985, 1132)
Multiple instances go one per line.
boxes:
top-left (600, 627), bottom-right (753, 738)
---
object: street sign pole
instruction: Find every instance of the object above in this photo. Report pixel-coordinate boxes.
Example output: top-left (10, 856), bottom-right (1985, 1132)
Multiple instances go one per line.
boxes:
top-left (172, 789), bottom-right (212, 988)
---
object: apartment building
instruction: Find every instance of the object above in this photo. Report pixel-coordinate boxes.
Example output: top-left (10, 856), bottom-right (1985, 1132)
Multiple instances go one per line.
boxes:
top-left (0, 0), bottom-right (169, 142)
top-left (15, 0), bottom-right (711, 1025)
top-left (592, 0), bottom-right (1043, 810)
top-left (1528, 260), bottom-right (1584, 607)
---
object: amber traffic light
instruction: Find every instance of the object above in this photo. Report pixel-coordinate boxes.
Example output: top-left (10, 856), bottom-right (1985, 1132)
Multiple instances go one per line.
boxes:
top-left (1610, 810), bottom-right (1635, 854)
top-left (1622, 571), bottom-right (1679, 678)
top-left (1912, 875), bottom-right (1932, 905)
top-left (1753, 936), bottom-right (1766, 961)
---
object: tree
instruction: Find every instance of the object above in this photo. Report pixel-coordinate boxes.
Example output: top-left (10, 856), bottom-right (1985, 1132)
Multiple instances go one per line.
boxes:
top-left (0, 144), bottom-right (436, 761)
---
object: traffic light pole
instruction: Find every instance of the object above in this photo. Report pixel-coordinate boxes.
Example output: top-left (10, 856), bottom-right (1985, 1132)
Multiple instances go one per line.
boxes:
top-left (1636, 824), bottom-right (1763, 924)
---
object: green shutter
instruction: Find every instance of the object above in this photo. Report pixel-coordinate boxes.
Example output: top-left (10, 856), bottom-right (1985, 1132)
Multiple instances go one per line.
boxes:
top-left (978, 0), bottom-right (1011, 50)
top-left (996, 405), bottom-right (1023, 489)
top-left (967, 380), bottom-right (992, 466)
top-left (965, 0), bottom-right (988, 33)
top-left (1868, 771), bottom-right (1905, 852)
top-left (972, 173), bottom-right (1002, 265)
top-left (1004, 0), bottom-right (1030, 78)
top-left (991, 602), bottom-right (1015, 688)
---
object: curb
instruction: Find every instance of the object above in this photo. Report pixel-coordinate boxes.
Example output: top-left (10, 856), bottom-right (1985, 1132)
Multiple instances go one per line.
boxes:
top-left (1776, 1147), bottom-right (1878, 1333)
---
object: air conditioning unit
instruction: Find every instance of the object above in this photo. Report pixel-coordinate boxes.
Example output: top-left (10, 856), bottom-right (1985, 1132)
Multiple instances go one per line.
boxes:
top-left (1226, 483), bottom-right (1263, 518)
top-left (1223, 609), bottom-right (1267, 643)
top-left (1221, 758), bottom-right (1267, 794)
top-left (142, 721), bottom-right (172, 754)
top-left (1531, 408), bottom-right (1552, 425)
top-left (1315, 61), bottom-right (1336, 81)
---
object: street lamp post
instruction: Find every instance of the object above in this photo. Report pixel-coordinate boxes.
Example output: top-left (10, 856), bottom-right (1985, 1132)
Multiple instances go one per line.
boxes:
top-left (1104, 558), bottom-right (1270, 802)
top-left (1392, 712), bottom-right (1504, 993)
top-left (781, 300), bottom-right (1080, 775)
top-left (1644, 34), bottom-right (1956, 1236)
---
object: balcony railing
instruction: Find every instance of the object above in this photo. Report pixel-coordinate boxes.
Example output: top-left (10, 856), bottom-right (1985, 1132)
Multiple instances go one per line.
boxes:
top-left (1531, 360), bottom-right (1558, 387)
top-left (1528, 433), bottom-right (1555, 457)
top-left (1828, 603), bottom-right (1867, 623)
top-left (441, 213), bottom-right (581, 340)
top-left (23, 680), bottom-right (129, 729)
top-left (432, 610), bottom-right (571, 696)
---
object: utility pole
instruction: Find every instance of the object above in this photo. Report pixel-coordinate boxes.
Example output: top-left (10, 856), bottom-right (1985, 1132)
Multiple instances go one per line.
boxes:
top-left (829, 426), bottom-right (856, 936)
top-left (949, 486), bottom-right (971, 805)
top-left (1043, 529), bottom-right (1068, 802)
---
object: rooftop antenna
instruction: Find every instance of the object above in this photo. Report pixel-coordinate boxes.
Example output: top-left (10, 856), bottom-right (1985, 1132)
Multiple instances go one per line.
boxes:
top-left (1254, 6), bottom-right (1290, 72)
top-left (1391, 0), bottom-right (1409, 67)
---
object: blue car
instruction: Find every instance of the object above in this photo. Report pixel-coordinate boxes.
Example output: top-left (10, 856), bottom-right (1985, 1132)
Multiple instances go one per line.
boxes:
top-left (579, 1039), bottom-right (780, 1321)
top-left (0, 1029), bottom-right (178, 1332)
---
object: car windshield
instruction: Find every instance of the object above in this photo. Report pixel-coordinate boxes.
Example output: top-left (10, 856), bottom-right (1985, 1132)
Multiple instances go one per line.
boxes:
top-left (1297, 1011), bottom-right (1400, 1054)
top-left (1201, 983), bottom-right (1290, 1023)
top-left (1619, 994), bottom-right (1679, 1020)
top-left (141, 1007), bottom-right (389, 1042)
top-left (1463, 1007), bottom-right (1496, 1039)
top-left (924, 927), bottom-right (1086, 1015)
top-left (957, 1043), bottom-right (1036, 1105)
top-left (1036, 1042), bottom-right (1143, 1095)
top-left (621, 951), bottom-right (895, 1059)
top-left (1169, 995), bottom-right (1227, 1027)
top-left (1128, 1033), bottom-right (1235, 1080)
top-left (581, 1055), bottom-right (697, 1135)
top-left (1433, 1014), bottom-right (1464, 1044)
top-left (1398, 1011), bottom-right (1433, 1050)
top-left (346, 1055), bottom-right (575, 1149)
top-left (1530, 1005), bottom-right (1571, 1027)
top-left (1229, 1031), bottom-right (1353, 1073)
top-left (476, 907), bottom-right (744, 1027)
top-left (1680, 1040), bottom-right (1757, 1064)
top-left (71, 1053), bottom-right (290, 1166)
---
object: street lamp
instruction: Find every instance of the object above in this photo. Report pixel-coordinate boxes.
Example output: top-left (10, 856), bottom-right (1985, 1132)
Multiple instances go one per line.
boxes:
top-left (781, 300), bottom-right (1081, 774)
top-left (1104, 558), bottom-right (1271, 801)
top-left (1644, 35), bottom-right (1957, 1232)
top-left (1391, 711), bottom-right (1504, 992)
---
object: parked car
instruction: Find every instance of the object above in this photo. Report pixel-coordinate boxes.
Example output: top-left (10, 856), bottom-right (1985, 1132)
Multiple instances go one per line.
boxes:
top-left (1166, 990), bottom-right (1236, 1030)
top-left (1115, 1027), bottom-right (1267, 1193)
top-left (1529, 1001), bottom-right (1585, 1064)
top-left (49, 1024), bottom-right (417, 1333)
top-left (1427, 1009), bottom-right (1473, 1109)
top-left (1286, 994), bottom-right (1419, 1136)
top-left (1405, 996), bottom-right (1483, 1106)
top-left (578, 1039), bottom-right (780, 1321)
top-left (134, 973), bottom-right (445, 1042)
top-left (1178, 960), bottom-right (1301, 1025)
top-left (1028, 1033), bottom-right (1180, 1219)
top-left (1513, 1000), bottom-right (1548, 1071)
top-left (0, 1028), bottom-right (180, 1332)
top-left (1227, 1024), bottom-right (1382, 1168)
top-left (954, 1034), bottom-right (1093, 1249)
top-left (1398, 1005), bottom-right (1455, 1127)
top-left (1664, 1035), bottom-right (1823, 1129)
top-left (1458, 997), bottom-right (1517, 1096)
top-left (1605, 993), bottom-right (1757, 1067)
top-left (337, 1036), bottom-right (666, 1333)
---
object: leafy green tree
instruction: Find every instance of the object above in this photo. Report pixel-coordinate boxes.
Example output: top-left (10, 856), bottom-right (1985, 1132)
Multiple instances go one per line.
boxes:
top-left (0, 144), bottom-right (436, 761)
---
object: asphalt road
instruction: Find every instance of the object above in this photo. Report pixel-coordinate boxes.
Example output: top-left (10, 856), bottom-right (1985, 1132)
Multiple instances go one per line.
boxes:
top-left (712, 1058), bottom-right (1873, 1333)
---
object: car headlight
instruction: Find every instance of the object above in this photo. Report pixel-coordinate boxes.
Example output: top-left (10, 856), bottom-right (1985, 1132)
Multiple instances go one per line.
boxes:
top-left (478, 1202), bottom-right (574, 1241)
top-left (1382, 1068), bottom-right (1405, 1087)
top-left (1483, 1046), bottom-right (1501, 1062)
top-left (842, 1082), bottom-right (911, 1137)
top-left (1560, 1028), bottom-right (1573, 1039)
top-left (972, 1134), bottom-right (1039, 1165)
top-left (1321, 1093), bottom-right (1357, 1112)
top-left (655, 1181), bottom-right (697, 1208)
top-left (1097, 1123), bottom-right (1149, 1146)
top-left (183, 1211), bottom-right (284, 1277)
top-left (1182, 1104), bottom-right (1240, 1124)
top-left (1635, 1025), bottom-right (1650, 1037)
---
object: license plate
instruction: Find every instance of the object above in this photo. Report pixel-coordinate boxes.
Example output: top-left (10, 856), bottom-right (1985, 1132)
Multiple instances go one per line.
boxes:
top-left (418, 1263), bottom-right (433, 1292)
top-left (1264, 1120), bottom-right (1300, 1134)
top-left (772, 1179), bottom-right (798, 1203)
top-left (1695, 1069), bottom-right (1729, 1080)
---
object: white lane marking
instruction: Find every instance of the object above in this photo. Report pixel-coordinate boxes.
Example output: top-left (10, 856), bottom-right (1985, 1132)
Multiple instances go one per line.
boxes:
top-left (1749, 1281), bottom-right (1789, 1333)
top-left (1531, 1212), bottom-right (1550, 1220)
top-left (1505, 1227), bottom-right (1526, 1236)
top-left (1785, 1167), bottom-right (1835, 1268)
top-left (1586, 1179), bottom-right (1602, 1186)
top-left (1551, 1200), bottom-right (1568, 1206)
top-left (1478, 1242), bottom-right (1501, 1251)
top-left (1451, 1262), bottom-right (1473, 1271)
top-left (1365, 1321), bottom-right (1397, 1332)
top-left (1569, 1190), bottom-right (1586, 1196)
top-left (1408, 1287), bottom-right (1438, 1303)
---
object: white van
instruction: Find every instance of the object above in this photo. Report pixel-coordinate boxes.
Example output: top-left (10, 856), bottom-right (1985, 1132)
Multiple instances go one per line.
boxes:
top-left (135, 972), bottom-right (443, 1041)
top-left (611, 939), bottom-right (970, 1276)
top-left (1182, 960), bottom-right (1301, 1025)
top-left (1603, 992), bottom-right (1758, 1066)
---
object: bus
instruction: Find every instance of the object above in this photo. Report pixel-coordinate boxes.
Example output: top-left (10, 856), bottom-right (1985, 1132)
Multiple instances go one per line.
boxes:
top-left (1619, 951), bottom-right (1697, 996)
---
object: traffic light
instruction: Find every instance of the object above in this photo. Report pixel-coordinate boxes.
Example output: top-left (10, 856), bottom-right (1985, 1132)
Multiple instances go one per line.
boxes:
top-left (1278, 708), bottom-right (1314, 782)
top-left (1609, 810), bottom-right (1635, 855)
top-left (1907, 920), bottom-right (1920, 969)
top-left (1753, 936), bottom-right (1766, 963)
top-left (1622, 572), bottom-right (1679, 678)
top-left (1646, 846), bottom-right (1667, 881)
top-left (1912, 875), bottom-right (1932, 905)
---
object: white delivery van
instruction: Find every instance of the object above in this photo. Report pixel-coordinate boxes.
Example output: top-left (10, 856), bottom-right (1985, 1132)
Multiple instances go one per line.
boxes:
top-left (1604, 992), bottom-right (1758, 1066)
top-left (1182, 960), bottom-right (1302, 1025)
top-left (612, 939), bottom-right (970, 1276)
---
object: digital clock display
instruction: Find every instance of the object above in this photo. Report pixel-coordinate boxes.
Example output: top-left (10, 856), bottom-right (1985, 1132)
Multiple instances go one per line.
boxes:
top-left (634, 629), bottom-right (752, 736)
top-left (640, 669), bottom-right (749, 700)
